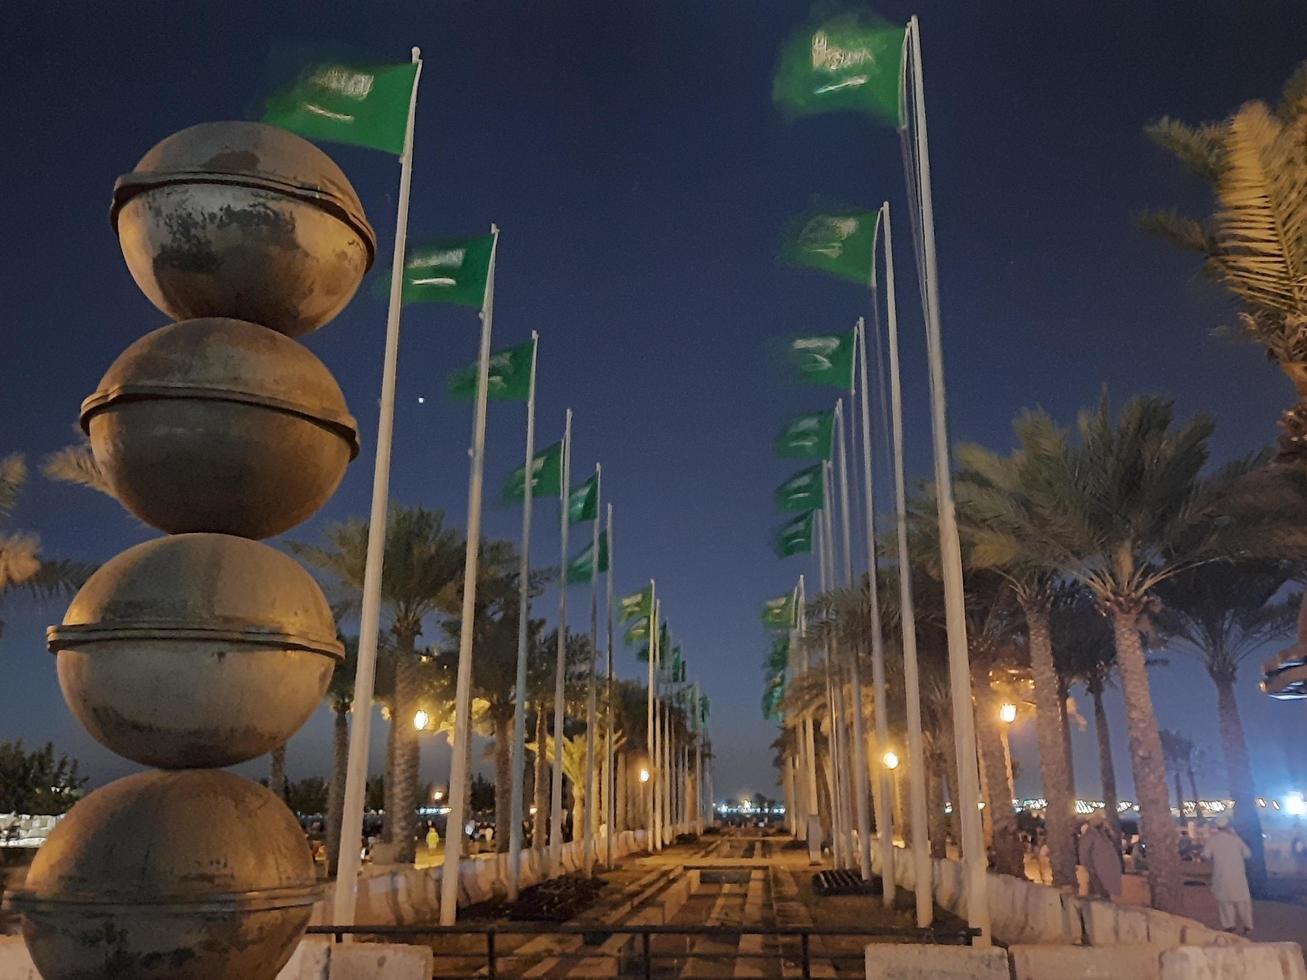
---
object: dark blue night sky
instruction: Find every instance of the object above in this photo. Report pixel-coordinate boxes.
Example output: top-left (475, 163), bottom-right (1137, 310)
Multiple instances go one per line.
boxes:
top-left (4, 1), bottom-right (1307, 803)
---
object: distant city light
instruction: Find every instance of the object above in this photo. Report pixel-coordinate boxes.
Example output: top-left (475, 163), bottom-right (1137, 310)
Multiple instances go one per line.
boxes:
top-left (417, 396), bottom-right (426, 404)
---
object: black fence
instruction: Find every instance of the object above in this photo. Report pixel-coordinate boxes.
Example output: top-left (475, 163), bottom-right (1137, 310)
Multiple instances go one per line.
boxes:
top-left (307, 922), bottom-right (979, 978)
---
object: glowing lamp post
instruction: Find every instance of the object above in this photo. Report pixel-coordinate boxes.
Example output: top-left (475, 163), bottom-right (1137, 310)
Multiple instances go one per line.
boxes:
top-left (413, 710), bottom-right (430, 731)
top-left (998, 704), bottom-right (1017, 798)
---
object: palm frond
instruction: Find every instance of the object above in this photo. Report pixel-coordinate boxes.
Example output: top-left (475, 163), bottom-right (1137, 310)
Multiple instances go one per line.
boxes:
top-left (1145, 116), bottom-right (1228, 183)
top-left (0, 454), bottom-right (26, 519)
top-left (1135, 209), bottom-right (1214, 255)
top-left (40, 443), bottom-right (114, 499)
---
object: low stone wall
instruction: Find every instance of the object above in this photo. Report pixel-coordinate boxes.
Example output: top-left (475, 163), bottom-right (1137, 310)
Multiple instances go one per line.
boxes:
top-left (313, 827), bottom-right (654, 927)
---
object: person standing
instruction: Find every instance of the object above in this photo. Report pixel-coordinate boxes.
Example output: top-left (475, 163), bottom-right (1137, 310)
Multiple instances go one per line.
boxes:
top-left (1203, 815), bottom-right (1254, 935)
top-left (1078, 810), bottom-right (1123, 900)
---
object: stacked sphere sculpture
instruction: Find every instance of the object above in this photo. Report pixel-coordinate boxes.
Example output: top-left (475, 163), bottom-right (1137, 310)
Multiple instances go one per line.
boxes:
top-left (9, 122), bottom-right (376, 980)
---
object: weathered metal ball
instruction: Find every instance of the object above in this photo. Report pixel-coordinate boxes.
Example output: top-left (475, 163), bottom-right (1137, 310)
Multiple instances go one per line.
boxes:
top-left (9, 769), bottom-right (319, 980)
top-left (111, 121), bottom-right (376, 337)
top-left (48, 534), bottom-right (342, 769)
top-left (82, 317), bottom-right (359, 539)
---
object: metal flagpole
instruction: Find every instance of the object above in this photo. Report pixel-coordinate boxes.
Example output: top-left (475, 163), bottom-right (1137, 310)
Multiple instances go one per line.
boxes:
top-left (835, 400), bottom-right (874, 882)
top-left (647, 594), bottom-right (659, 851)
top-left (854, 319), bottom-right (896, 903)
top-left (332, 46), bottom-right (422, 927)
top-left (604, 504), bottom-right (615, 867)
top-left (905, 14), bottom-right (989, 943)
top-left (439, 223), bottom-right (501, 925)
top-left (797, 574), bottom-right (819, 852)
top-left (693, 683), bottom-right (704, 835)
top-left (506, 331), bottom-right (539, 902)
top-left (814, 494), bottom-right (843, 867)
top-left (582, 465), bottom-right (601, 875)
top-left (874, 203), bottom-right (932, 924)
top-left (549, 410), bottom-right (573, 873)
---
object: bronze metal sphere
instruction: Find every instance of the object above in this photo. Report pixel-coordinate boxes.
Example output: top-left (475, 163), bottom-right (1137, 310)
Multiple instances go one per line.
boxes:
top-left (48, 534), bottom-right (342, 769)
top-left (82, 317), bottom-right (359, 539)
top-left (111, 121), bottom-right (376, 337)
top-left (9, 769), bottom-right (319, 980)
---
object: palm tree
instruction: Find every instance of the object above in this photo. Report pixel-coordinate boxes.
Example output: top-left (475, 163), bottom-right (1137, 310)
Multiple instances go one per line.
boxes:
top-left (0, 454), bottom-right (93, 639)
top-left (269, 746), bottom-right (288, 802)
top-left (954, 423), bottom-right (1080, 889)
top-left (961, 396), bottom-right (1243, 912)
top-left (1142, 66), bottom-right (1307, 400)
top-left (1154, 560), bottom-right (1299, 892)
top-left (1052, 589), bottom-right (1124, 836)
top-left (1159, 729), bottom-right (1198, 819)
top-left (324, 634), bottom-right (359, 876)
top-left (292, 506), bottom-right (465, 864)
top-left (39, 432), bottom-right (114, 499)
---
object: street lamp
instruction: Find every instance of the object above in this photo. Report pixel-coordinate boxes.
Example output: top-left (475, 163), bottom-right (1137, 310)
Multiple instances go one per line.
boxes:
top-left (432, 788), bottom-right (444, 803)
top-left (413, 710), bottom-right (430, 731)
top-left (639, 768), bottom-right (651, 783)
top-left (882, 750), bottom-right (900, 771)
top-left (999, 703), bottom-right (1017, 724)
top-left (998, 704), bottom-right (1016, 796)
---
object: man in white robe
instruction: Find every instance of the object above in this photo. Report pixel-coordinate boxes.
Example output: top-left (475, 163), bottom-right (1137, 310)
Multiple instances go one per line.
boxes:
top-left (1203, 814), bottom-right (1253, 934)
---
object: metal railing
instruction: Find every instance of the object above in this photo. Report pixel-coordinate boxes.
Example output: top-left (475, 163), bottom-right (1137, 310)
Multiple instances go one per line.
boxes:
top-left (307, 922), bottom-right (979, 978)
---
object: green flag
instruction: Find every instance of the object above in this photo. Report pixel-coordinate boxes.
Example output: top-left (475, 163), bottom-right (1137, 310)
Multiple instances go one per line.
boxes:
top-left (700, 694), bottom-right (710, 724)
top-left (625, 616), bottom-right (651, 645)
top-left (620, 586), bottom-right (653, 622)
top-left (263, 61), bottom-right (419, 155)
top-left (568, 472), bottom-right (600, 525)
top-left (567, 532), bottom-right (610, 584)
top-left (448, 340), bottom-right (534, 402)
top-left (775, 465), bottom-right (824, 513)
top-left (774, 411), bottom-right (834, 460)
top-left (402, 235), bottom-right (494, 308)
top-left (773, 512), bottom-right (815, 557)
top-left (502, 441), bottom-right (563, 502)
top-left (636, 621), bottom-right (669, 663)
top-left (773, 11), bottom-right (906, 124)
top-left (780, 208), bottom-right (879, 285)
top-left (785, 332), bottom-right (856, 389)
top-left (761, 593), bottom-right (796, 631)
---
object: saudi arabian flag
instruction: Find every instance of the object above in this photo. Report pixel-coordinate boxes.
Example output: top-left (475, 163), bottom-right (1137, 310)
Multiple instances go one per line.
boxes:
top-left (780, 208), bottom-right (878, 285)
top-left (567, 532), bottom-right (610, 584)
top-left (402, 235), bottom-right (494, 309)
top-left (775, 465), bottom-right (824, 513)
top-left (625, 617), bottom-right (651, 645)
top-left (502, 441), bottom-right (563, 502)
top-left (773, 511), bottom-right (815, 557)
top-left (448, 340), bottom-right (534, 401)
top-left (263, 61), bottom-right (419, 155)
top-left (633, 621), bottom-right (669, 663)
top-left (786, 331), bottom-right (856, 389)
top-left (774, 411), bottom-right (834, 460)
top-left (761, 593), bottom-right (796, 631)
top-left (700, 694), bottom-right (710, 724)
top-left (773, 11), bottom-right (905, 124)
top-left (568, 472), bottom-right (600, 525)
top-left (620, 586), bottom-right (653, 622)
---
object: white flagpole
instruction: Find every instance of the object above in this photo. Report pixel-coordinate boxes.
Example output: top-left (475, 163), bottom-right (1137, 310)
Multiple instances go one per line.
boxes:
top-left (645, 587), bottom-right (657, 851)
top-left (582, 464), bottom-right (601, 875)
top-left (604, 504), bottom-right (615, 867)
top-left (835, 400), bottom-right (874, 882)
top-left (506, 331), bottom-right (539, 902)
top-left (332, 47), bottom-right (423, 928)
top-left (814, 490), bottom-right (843, 867)
top-left (693, 682), bottom-right (704, 835)
top-left (797, 574), bottom-right (819, 851)
top-left (905, 14), bottom-right (989, 943)
top-left (854, 318), bottom-right (895, 902)
top-left (875, 203), bottom-right (932, 925)
top-left (549, 409), bottom-right (573, 873)
top-left (652, 607), bottom-right (663, 851)
top-left (439, 222), bottom-right (501, 925)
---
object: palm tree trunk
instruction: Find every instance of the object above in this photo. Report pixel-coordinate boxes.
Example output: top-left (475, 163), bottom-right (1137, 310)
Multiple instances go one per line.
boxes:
top-left (383, 716), bottom-right (397, 843)
top-left (940, 722), bottom-right (962, 850)
top-left (1110, 608), bottom-right (1181, 912)
top-left (1213, 674), bottom-right (1267, 895)
top-left (926, 750), bottom-right (948, 859)
top-left (617, 751), bottom-right (628, 831)
top-left (1088, 680), bottom-right (1121, 838)
top-left (1022, 602), bottom-right (1078, 888)
top-left (270, 745), bottom-right (287, 802)
top-left (1057, 675), bottom-right (1076, 798)
top-left (493, 711), bottom-right (513, 852)
top-left (326, 702), bottom-right (349, 877)
top-left (391, 637), bottom-right (420, 865)
top-left (1186, 766), bottom-right (1199, 820)
top-left (532, 704), bottom-right (549, 846)
top-left (972, 664), bottom-right (1023, 876)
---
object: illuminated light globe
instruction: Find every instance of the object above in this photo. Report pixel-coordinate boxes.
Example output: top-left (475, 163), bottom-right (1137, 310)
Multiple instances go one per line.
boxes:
top-left (9, 770), bottom-right (319, 980)
top-left (82, 318), bottom-right (359, 539)
top-left (882, 750), bottom-right (900, 770)
top-left (111, 122), bottom-right (376, 337)
top-left (48, 534), bottom-right (342, 769)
